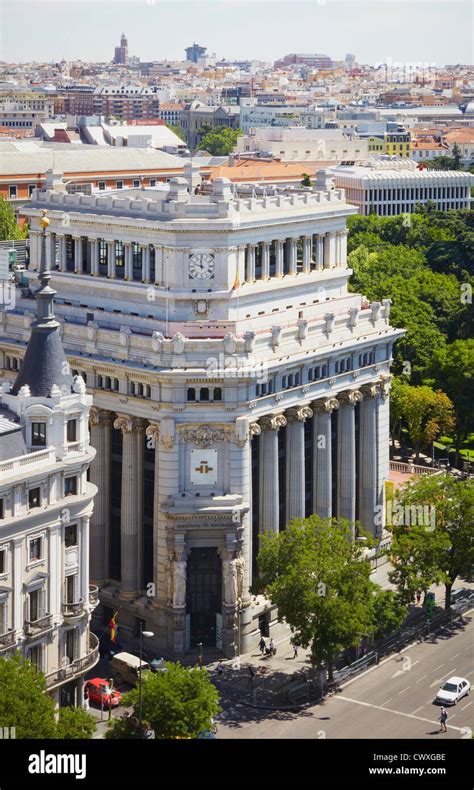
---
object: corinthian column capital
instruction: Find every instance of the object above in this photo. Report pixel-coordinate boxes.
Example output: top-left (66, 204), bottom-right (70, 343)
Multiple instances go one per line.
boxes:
top-left (145, 422), bottom-right (160, 441)
top-left (361, 382), bottom-right (380, 399)
top-left (338, 389), bottom-right (363, 406)
top-left (113, 415), bottom-right (143, 433)
top-left (313, 397), bottom-right (339, 414)
top-left (286, 405), bottom-right (313, 422)
top-left (89, 407), bottom-right (112, 426)
top-left (260, 413), bottom-right (287, 431)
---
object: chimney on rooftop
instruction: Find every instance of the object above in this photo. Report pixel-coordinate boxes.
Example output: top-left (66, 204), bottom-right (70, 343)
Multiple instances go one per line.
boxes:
top-left (43, 168), bottom-right (66, 193)
top-left (183, 161), bottom-right (201, 194)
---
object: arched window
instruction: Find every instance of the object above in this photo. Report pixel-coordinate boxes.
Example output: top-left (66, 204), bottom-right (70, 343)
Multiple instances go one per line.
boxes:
top-left (187, 388), bottom-right (196, 401)
top-left (213, 387), bottom-right (222, 401)
top-left (200, 388), bottom-right (209, 402)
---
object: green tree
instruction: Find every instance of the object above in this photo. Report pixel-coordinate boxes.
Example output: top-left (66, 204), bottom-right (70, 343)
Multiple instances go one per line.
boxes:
top-left (371, 589), bottom-right (407, 644)
top-left (0, 652), bottom-right (57, 738)
top-left (388, 474), bottom-right (474, 609)
top-left (390, 380), bottom-right (454, 460)
top-left (199, 125), bottom-right (242, 156)
top-left (0, 195), bottom-right (28, 241)
top-left (105, 662), bottom-right (220, 739)
top-left (165, 123), bottom-right (186, 142)
top-left (254, 516), bottom-right (404, 682)
top-left (56, 706), bottom-right (96, 739)
top-left (428, 340), bottom-right (474, 463)
top-left (452, 142), bottom-right (462, 170)
top-left (301, 173), bottom-right (312, 187)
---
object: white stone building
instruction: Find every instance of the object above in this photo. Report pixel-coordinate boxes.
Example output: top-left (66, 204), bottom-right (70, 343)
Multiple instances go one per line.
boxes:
top-left (332, 159), bottom-right (473, 215)
top-left (3, 169), bottom-right (403, 659)
top-left (236, 127), bottom-right (370, 162)
top-left (0, 215), bottom-right (98, 707)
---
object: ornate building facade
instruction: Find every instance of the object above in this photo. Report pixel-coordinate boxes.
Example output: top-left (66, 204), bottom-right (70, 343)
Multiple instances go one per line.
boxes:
top-left (0, 215), bottom-right (98, 706)
top-left (2, 170), bottom-right (403, 658)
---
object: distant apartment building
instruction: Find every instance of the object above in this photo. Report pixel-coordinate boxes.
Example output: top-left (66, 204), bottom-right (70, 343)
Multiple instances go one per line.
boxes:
top-left (236, 128), bottom-right (369, 162)
top-left (179, 100), bottom-right (240, 149)
top-left (158, 103), bottom-right (184, 125)
top-left (55, 86), bottom-right (161, 122)
top-left (185, 43), bottom-right (207, 64)
top-left (54, 86), bottom-right (95, 116)
top-left (239, 99), bottom-right (324, 133)
top-left (0, 92), bottom-right (54, 129)
top-left (274, 53), bottom-right (334, 69)
top-left (113, 33), bottom-right (129, 65)
top-left (333, 160), bottom-right (473, 215)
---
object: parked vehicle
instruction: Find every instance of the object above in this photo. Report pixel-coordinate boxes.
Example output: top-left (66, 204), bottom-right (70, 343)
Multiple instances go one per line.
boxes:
top-left (435, 676), bottom-right (470, 706)
top-left (85, 678), bottom-right (122, 709)
top-left (111, 651), bottom-right (150, 686)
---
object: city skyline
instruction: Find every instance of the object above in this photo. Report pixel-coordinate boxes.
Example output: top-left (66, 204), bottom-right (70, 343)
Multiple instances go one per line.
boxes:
top-left (1, 0), bottom-right (473, 66)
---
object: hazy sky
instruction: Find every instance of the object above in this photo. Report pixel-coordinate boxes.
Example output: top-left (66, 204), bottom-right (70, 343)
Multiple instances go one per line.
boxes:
top-left (1, 0), bottom-right (473, 66)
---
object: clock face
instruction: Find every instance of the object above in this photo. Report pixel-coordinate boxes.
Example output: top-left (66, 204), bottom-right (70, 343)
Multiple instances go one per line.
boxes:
top-left (189, 252), bottom-right (215, 280)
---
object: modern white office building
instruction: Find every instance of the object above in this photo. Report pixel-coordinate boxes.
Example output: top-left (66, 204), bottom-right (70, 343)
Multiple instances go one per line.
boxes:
top-left (1, 168), bottom-right (403, 658)
top-left (332, 159), bottom-right (473, 215)
top-left (0, 215), bottom-right (98, 707)
top-left (236, 128), bottom-right (370, 162)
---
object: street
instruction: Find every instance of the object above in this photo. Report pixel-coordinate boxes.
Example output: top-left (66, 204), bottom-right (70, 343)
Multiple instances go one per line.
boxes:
top-left (217, 612), bottom-right (474, 739)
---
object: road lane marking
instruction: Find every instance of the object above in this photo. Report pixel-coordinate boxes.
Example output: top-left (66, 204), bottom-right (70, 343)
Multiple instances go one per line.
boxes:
top-left (462, 701), bottom-right (472, 709)
top-left (432, 663), bottom-right (444, 672)
top-left (411, 706), bottom-right (424, 715)
top-left (398, 686), bottom-right (411, 695)
top-left (430, 678), bottom-right (444, 688)
top-left (450, 653), bottom-right (460, 659)
top-left (380, 698), bottom-right (393, 706)
top-left (334, 695), bottom-right (466, 732)
top-left (415, 674), bottom-right (427, 683)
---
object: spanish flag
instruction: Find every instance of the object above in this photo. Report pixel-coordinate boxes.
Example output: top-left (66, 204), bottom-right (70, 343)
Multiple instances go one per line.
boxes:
top-left (108, 610), bottom-right (119, 643)
top-left (232, 268), bottom-right (239, 290)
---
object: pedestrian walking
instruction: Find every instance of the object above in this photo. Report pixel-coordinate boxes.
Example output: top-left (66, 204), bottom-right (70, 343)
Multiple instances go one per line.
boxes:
top-left (248, 665), bottom-right (255, 685)
top-left (83, 688), bottom-right (90, 711)
top-left (416, 590), bottom-right (422, 605)
top-left (258, 636), bottom-right (266, 655)
top-left (269, 638), bottom-right (276, 656)
top-left (291, 641), bottom-right (298, 659)
top-left (216, 660), bottom-right (224, 679)
top-left (439, 707), bottom-right (448, 732)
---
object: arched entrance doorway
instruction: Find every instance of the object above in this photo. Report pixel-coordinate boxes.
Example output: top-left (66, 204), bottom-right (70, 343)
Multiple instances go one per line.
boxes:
top-left (186, 547), bottom-right (222, 648)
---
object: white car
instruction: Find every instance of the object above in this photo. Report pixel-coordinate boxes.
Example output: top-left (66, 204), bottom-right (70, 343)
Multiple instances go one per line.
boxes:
top-left (435, 676), bottom-right (471, 706)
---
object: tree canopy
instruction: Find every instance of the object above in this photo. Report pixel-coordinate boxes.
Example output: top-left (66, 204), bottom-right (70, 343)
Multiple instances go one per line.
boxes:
top-left (106, 661), bottom-right (220, 739)
top-left (198, 125), bottom-right (242, 155)
top-left (254, 516), bottom-right (406, 680)
top-left (0, 195), bottom-right (28, 241)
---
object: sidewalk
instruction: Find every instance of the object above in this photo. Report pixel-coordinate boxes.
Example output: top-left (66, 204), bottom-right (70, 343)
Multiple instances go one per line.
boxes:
top-left (210, 575), bottom-right (474, 711)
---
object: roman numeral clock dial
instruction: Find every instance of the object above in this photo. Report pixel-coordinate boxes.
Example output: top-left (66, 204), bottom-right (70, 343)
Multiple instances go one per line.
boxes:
top-left (189, 252), bottom-right (215, 280)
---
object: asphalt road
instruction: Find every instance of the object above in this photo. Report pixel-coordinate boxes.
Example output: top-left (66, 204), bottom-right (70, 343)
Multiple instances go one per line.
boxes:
top-left (217, 611), bottom-right (474, 740)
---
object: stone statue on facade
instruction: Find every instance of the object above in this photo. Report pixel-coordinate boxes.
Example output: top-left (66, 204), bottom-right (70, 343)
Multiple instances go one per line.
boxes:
top-left (172, 559), bottom-right (186, 608)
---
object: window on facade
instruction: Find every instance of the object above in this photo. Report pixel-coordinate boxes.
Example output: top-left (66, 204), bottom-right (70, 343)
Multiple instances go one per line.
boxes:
top-left (213, 387), bottom-right (222, 401)
top-left (0, 499), bottom-right (3, 519)
top-left (29, 537), bottom-right (42, 562)
top-left (187, 388), bottom-right (196, 401)
top-left (28, 643), bottom-right (42, 670)
top-left (0, 550), bottom-right (5, 574)
top-left (28, 488), bottom-right (41, 510)
top-left (66, 419), bottom-right (77, 442)
top-left (133, 180), bottom-right (140, 188)
top-left (65, 574), bottom-right (77, 604)
top-left (64, 477), bottom-right (77, 497)
top-left (8, 185), bottom-right (17, 199)
top-left (116, 180), bottom-right (123, 189)
top-left (150, 179), bottom-right (157, 187)
top-left (64, 523), bottom-right (78, 548)
top-left (31, 423), bottom-right (46, 446)
top-left (98, 181), bottom-right (106, 190)
top-left (199, 388), bottom-right (209, 401)
top-left (28, 184), bottom-right (35, 197)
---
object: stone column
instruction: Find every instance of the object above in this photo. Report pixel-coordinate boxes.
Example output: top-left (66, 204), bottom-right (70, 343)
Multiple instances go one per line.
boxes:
top-left (107, 240), bottom-right (116, 279)
top-left (261, 242), bottom-right (270, 280)
top-left (113, 415), bottom-right (143, 599)
top-left (28, 230), bottom-right (41, 272)
top-left (142, 245), bottom-right (151, 283)
top-left (123, 242), bottom-right (132, 280)
top-left (275, 240), bottom-right (284, 277)
top-left (74, 236), bottom-right (83, 274)
top-left (340, 229), bottom-right (348, 266)
top-left (302, 236), bottom-right (312, 274)
top-left (316, 234), bottom-right (325, 270)
top-left (89, 408), bottom-right (111, 583)
top-left (80, 516), bottom-right (90, 603)
top-left (58, 235), bottom-right (67, 272)
top-left (337, 390), bottom-right (362, 524)
top-left (13, 537), bottom-right (23, 632)
top-left (47, 232), bottom-right (56, 270)
top-left (259, 414), bottom-right (287, 534)
top-left (312, 397), bottom-right (339, 518)
top-left (90, 240), bottom-right (99, 276)
top-left (334, 232), bottom-right (341, 266)
top-left (323, 232), bottom-right (333, 269)
top-left (286, 405), bottom-right (313, 522)
top-left (359, 384), bottom-right (379, 536)
top-left (237, 245), bottom-right (246, 285)
top-left (287, 238), bottom-right (297, 275)
top-left (246, 244), bottom-right (256, 283)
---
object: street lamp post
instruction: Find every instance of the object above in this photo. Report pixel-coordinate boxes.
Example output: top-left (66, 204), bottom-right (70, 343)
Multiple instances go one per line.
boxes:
top-left (138, 625), bottom-right (154, 737)
top-left (197, 642), bottom-right (203, 667)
